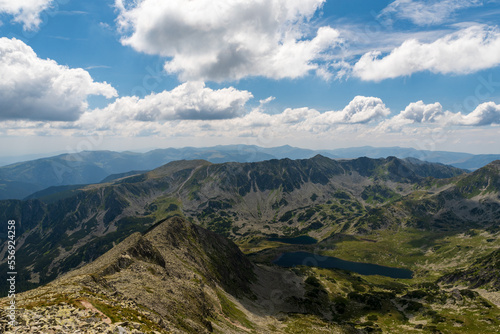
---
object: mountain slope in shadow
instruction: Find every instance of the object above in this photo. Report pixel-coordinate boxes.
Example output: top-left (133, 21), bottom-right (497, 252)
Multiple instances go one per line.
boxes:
top-left (0, 217), bottom-right (351, 333)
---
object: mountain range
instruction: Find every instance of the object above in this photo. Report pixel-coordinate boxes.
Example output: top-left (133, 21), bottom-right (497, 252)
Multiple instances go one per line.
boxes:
top-left (0, 155), bottom-right (499, 333)
top-left (1, 145), bottom-right (499, 200)
top-left (0, 155), bottom-right (465, 290)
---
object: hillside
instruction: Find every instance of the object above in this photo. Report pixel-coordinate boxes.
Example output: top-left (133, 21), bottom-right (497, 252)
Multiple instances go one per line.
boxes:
top-left (0, 217), bottom-right (350, 333)
top-left (351, 160), bottom-right (500, 234)
top-left (0, 146), bottom-right (292, 200)
top-left (2, 217), bottom-right (499, 333)
top-left (2, 144), bottom-right (499, 200)
top-left (438, 247), bottom-right (500, 291)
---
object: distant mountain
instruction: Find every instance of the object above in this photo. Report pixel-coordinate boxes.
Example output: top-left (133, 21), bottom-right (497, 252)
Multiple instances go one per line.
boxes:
top-left (326, 146), bottom-right (500, 171)
top-left (0, 151), bottom-right (67, 167)
top-left (452, 154), bottom-right (500, 170)
top-left (327, 146), bottom-right (472, 161)
top-left (0, 144), bottom-right (499, 200)
top-left (0, 145), bottom-right (316, 200)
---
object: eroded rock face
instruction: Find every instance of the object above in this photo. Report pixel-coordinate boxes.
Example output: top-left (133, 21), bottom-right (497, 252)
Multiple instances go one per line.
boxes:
top-left (0, 217), bottom-right (282, 334)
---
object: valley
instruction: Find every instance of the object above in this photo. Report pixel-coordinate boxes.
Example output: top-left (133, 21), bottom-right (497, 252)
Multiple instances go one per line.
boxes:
top-left (0, 155), bottom-right (499, 333)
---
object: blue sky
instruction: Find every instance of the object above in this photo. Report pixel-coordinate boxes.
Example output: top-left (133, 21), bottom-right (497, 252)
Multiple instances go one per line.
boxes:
top-left (1, 0), bottom-right (500, 156)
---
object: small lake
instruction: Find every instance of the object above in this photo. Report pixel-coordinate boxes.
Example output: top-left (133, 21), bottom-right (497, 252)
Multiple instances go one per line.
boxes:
top-left (267, 236), bottom-right (317, 245)
top-left (273, 251), bottom-right (413, 279)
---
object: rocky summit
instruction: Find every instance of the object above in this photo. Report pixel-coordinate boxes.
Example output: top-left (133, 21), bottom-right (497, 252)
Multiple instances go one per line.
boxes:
top-left (0, 217), bottom-right (321, 333)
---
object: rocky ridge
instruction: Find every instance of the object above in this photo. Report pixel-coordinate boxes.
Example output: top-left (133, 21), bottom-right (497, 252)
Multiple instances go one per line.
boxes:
top-left (1, 216), bottom-right (500, 333)
top-left (0, 217), bottom-right (323, 333)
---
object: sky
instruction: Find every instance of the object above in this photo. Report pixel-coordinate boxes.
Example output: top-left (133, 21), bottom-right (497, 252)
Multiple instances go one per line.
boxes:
top-left (1, 0), bottom-right (500, 157)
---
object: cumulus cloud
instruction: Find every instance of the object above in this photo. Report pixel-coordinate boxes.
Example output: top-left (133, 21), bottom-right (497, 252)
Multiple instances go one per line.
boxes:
top-left (78, 82), bottom-right (253, 128)
top-left (399, 101), bottom-right (445, 123)
top-left (234, 96), bottom-right (389, 132)
top-left (275, 107), bottom-right (320, 125)
top-left (0, 0), bottom-right (54, 30)
top-left (378, 101), bottom-right (445, 130)
top-left (322, 96), bottom-right (391, 124)
top-left (450, 102), bottom-right (500, 126)
top-left (379, 100), bottom-right (500, 131)
top-left (0, 38), bottom-right (117, 121)
top-left (181, 96), bottom-right (389, 135)
top-left (115, 0), bottom-right (341, 82)
top-left (380, 0), bottom-right (483, 26)
top-left (73, 95), bottom-right (389, 138)
top-left (353, 25), bottom-right (500, 81)
top-left (2, 95), bottom-right (500, 146)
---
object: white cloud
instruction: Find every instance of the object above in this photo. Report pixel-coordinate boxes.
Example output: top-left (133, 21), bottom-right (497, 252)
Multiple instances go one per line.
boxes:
top-left (380, 0), bottom-right (483, 26)
top-left (259, 96), bottom-right (276, 105)
top-left (0, 0), bottom-right (54, 30)
top-left (165, 96), bottom-right (389, 137)
top-left (78, 82), bottom-right (253, 129)
top-left (353, 25), bottom-right (500, 81)
top-left (276, 107), bottom-right (320, 125)
top-left (115, 0), bottom-right (341, 82)
top-left (2, 95), bottom-right (500, 152)
top-left (324, 96), bottom-right (391, 124)
top-left (73, 95), bottom-right (389, 138)
top-left (378, 101), bottom-right (445, 130)
top-left (399, 101), bottom-right (444, 123)
top-left (0, 38), bottom-right (117, 121)
top-left (379, 100), bottom-right (500, 131)
top-left (239, 96), bottom-right (389, 131)
top-left (449, 101), bottom-right (500, 125)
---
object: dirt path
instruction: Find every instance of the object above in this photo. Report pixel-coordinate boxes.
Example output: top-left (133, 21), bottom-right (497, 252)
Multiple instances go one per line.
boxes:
top-left (79, 299), bottom-right (112, 324)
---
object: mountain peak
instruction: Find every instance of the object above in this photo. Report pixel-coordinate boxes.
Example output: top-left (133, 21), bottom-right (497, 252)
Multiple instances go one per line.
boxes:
top-left (311, 153), bottom-right (328, 160)
top-left (50, 216), bottom-right (256, 332)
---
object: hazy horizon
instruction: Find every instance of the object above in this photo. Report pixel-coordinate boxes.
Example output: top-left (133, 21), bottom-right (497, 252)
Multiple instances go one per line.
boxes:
top-left (0, 143), bottom-right (498, 161)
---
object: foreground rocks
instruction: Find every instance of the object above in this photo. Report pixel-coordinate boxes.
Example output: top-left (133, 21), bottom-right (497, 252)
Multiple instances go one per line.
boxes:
top-left (0, 302), bottom-right (156, 334)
